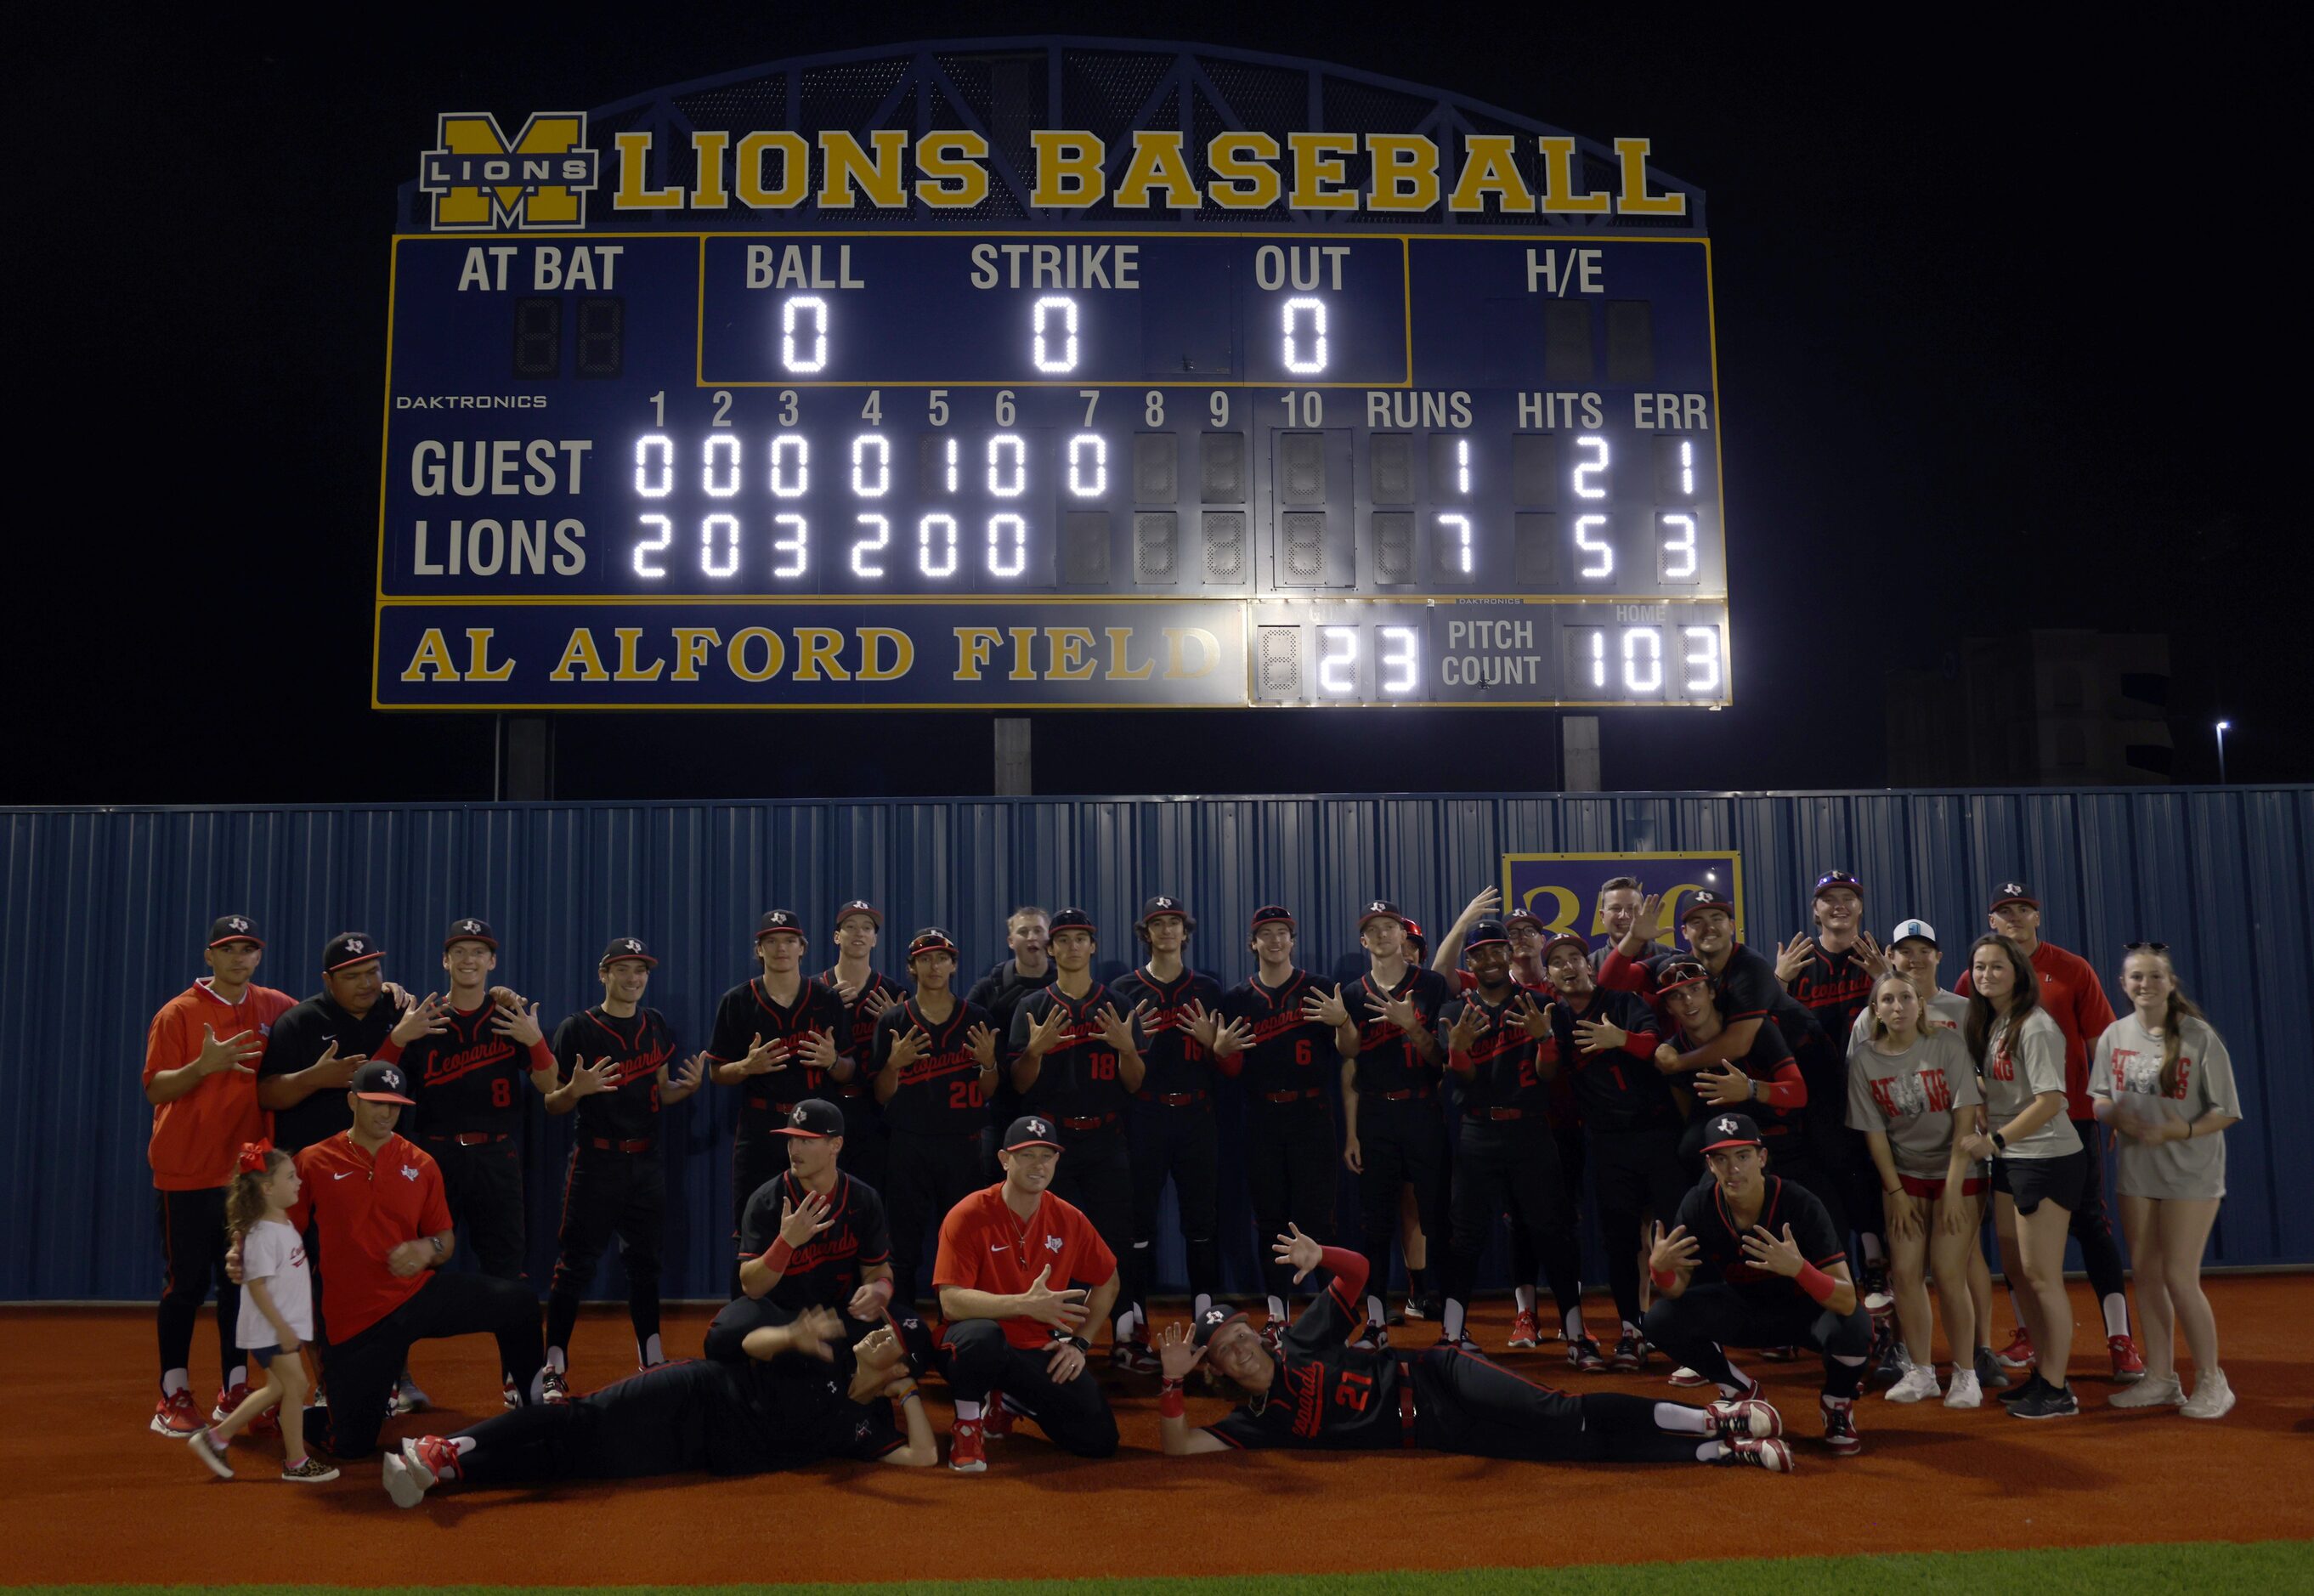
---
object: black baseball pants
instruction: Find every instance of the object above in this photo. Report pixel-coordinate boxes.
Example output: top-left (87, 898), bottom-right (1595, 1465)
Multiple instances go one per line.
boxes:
top-left (1446, 1119), bottom-right (1581, 1322)
top-left (155, 1187), bottom-right (242, 1385)
top-left (1589, 1125), bottom-right (1693, 1327)
top-left (730, 1130), bottom-right (788, 1298)
top-left (835, 1089), bottom-right (890, 1193)
top-left (1127, 1102), bottom-right (1221, 1325)
top-left (1050, 1127), bottom-right (1133, 1301)
top-left (885, 1129), bottom-right (989, 1305)
top-left (453, 1358), bottom-right (779, 1483)
top-left (1355, 1101), bottom-right (1450, 1318)
top-left (1408, 1344), bottom-right (1711, 1462)
top-left (1248, 1098), bottom-right (1337, 1308)
top-left (545, 1146), bottom-right (665, 1366)
top-left (1643, 1282), bottom-right (1871, 1401)
top-left (312, 1270), bottom-right (546, 1458)
top-left (423, 1135), bottom-right (527, 1281)
top-left (940, 1320), bottom-right (1118, 1457)
top-left (2063, 1118), bottom-right (2129, 1305)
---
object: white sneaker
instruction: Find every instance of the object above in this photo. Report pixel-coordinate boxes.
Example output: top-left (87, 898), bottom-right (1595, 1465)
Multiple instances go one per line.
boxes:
top-left (1943, 1370), bottom-right (1983, 1409)
top-left (2180, 1370), bottom-right (2236, 1420)
top-left (1885, 1365), bottom-right (1941, 1404)
top-left (2109, 1374), bottom-right (2184, 1410)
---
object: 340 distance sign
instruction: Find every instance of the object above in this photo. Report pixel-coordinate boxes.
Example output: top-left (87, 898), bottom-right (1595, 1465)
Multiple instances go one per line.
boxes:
top-left (375, 45), bottom-right (1731, 712)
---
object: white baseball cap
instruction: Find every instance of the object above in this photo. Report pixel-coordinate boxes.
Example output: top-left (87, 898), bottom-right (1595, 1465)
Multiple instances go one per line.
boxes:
top-left (1890, 919), bottom-right (1938, 948)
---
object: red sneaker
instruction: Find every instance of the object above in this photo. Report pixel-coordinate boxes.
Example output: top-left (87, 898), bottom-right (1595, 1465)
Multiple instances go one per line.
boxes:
top-left (214, 1384), bottom-right (280, 1436)
top-left (1507, 1310), bottom-right (1541, 1349)
top-left (1995, 1327), bottom-right (2035, 1371)
top-left (982, 1394), bottom-right (1015, 1440)
top-left (383, 1435), bottom-right (459, 1508)
top-left (150, 1388), bottom-right (203, 1437)
top-left (1566, 1336), bottom-right (1609, 1372)
top-left (948, 1418), bottom-right (987, 1473)
top-left (1819, 1395), bottom-right (1862, 1457)
top-left (2108, 1333), bottom-right (2147, 1384)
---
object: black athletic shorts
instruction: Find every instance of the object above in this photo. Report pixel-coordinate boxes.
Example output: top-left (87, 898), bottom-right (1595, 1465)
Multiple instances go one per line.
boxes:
top-left (1992, 1148), bottom-right (2090, 1218)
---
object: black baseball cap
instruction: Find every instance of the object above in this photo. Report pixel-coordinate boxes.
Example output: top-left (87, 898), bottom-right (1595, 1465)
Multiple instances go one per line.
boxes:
top-left (1250, 904), bottom-right (1297, 934)
top-left (1656, 957), bottom-right (1712, 995)
top-left (908, 926), bottom-right (959, 960)
top-left (756, 909), bottom-right (805, 938)
top-left (207, 914), bottom-right (263, 948)
top-left (1699, 1112), bottom-right (1766, 1154)
top-left (444, 918), bottom-right (497, 950)
top-left (1463, 917), bottom-right (1510, 953)
top-left (1813, 870), bottom-right (1864, 900)
top-left (834, 899), bottom-right (882, 929)
top-left (1504, 908), bottom-right (1544, 933)
top-left (1680, 892), bottom-right (1737, 924)
top-left (887, 1306), bottom-right (948, 1378)
top-left (1002, 1113), bottom-right (1063, 1152)
top-left (1989, 881), bottom-right (2040, 912)
top-left (1358, 899), bottom-right (1406, 931)
top-left (772, 1099), bottom-right (845, 1139)
top-left (322, 932), bottom-right (383, 972)
top-left (1137, 895), bottom-right (1195, 932)
top-left (1049, 908), bottom-right (1095, 936)
top-left (1540, 932), bottom-right (1591, 965)
top-left (1194, 1302), bottom-right (1250, 1349)
top-left (351, 1059), bottom-right (416, 1106)
top-left (599, 937), bottom-right (657, 969)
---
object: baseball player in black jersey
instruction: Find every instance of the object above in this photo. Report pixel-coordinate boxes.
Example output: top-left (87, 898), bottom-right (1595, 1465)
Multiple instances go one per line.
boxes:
top-left (738, 1100), bottom-right (896, 1337)
top-left (872, 928), bottom-right (1001, 1306)
top-left (1436, 919), bottom-right (1595, 1365)
top-left (1338, 900), bottom-right (1453, 1338)
top-left (259, 933), bottom-right (413, 1155)
top-left (1149, 1224), bottom-right (1790, 1470)
top-left (1112, 896), bottom-right (1230, 1355)
top-left (1538, 934), bottom-right (1687, 1371)
top-left (375, 920), bottom-right (553, 1294)
top-left (822, 899), bottom-right (900, 1193)
top-left (965, 906), bottom-right (1056, 1168)
top-left (1008, 908), bottom-right (1147, 1362)
top-left (1202, 906), bottom-right (1348, 1325)
top-left (538, 938), bottom-right (706, 1397)
top-left (704, 910), bottom-right (855, 1295)
top-left (1644, 1112), bottom-right (1873, 1456)
top-left (382, 1305), bottom-right (940, 1504)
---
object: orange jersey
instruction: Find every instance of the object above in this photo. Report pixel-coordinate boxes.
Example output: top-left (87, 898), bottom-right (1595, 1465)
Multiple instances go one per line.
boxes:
top-left (931, 1183), bottom-right (1117, 1350)
top-left (142, 981), bottom-right (297, 1191)
top-left (288, 1132), bottom-right (453, 1341)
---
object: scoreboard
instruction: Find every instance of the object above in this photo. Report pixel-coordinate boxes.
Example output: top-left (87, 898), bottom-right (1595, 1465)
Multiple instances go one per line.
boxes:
top-left (376, 42), bottom-right (1730, 712)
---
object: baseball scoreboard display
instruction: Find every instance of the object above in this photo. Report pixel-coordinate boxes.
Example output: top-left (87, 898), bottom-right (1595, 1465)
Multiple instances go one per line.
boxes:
top-left (376, 42), bottom-right (1730, 710)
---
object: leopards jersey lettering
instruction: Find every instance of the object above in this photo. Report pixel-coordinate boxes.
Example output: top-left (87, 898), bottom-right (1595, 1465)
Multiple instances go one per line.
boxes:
top-left (1788, 942), bottom-right (1874, 1041)
top-left (1204, 1248), bottom-right (1405, 1451)
top-left (380, 1003), bottom-right (540, 1135)
top-left (1442, 995), bottom-right (1550, 1114)
top-left (706, 976), bottom-right (852, 1129)
top-left (1223, 971), bottom-right (1336, 1097)
top-left (1011, 982), bottom-right (1136, 1122)
top-left (554, 1006), bottom-right (677, 1142)
top-left (738, 1170), bottom-right (891, 1311)
top-left (1113, 967), bottom-right (1225, 1097)
top-left (1350, 966), bottom-right (1451, 1095)
top-left (824, 967), bottom-right (902, 1095)
top-left (874, 997), bottom-right (994, 1135)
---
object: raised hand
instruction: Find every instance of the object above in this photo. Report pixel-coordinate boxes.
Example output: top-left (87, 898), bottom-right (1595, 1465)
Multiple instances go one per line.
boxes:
top-left (1574, 1014), bottom-right (1628, 1055)
top-left (1446, 1001), bottom-right (1489, 1054)
top-left (859, 986), bottom-right (897, 1019)
top-left (967, 1022), bottom-right (1000, 1070)
top-left (830, 973), bottom-right (863, 1005)
top-left (1208, 1015), bottom-right (1253, 1058)
top-left (1023, 1005), bottom-right (1072, 1059)
top-left (1510, 992), bottom-right (1553, 1040)
top-left (1648, 1220), bottom-right (1699, 1276)
top-left (669, 1051), bottom-right (708, 1099)
top-left (788, 1305), bottom-right (845, 1361)
top-left (1853, 931), bottom-right (1889, 980)
top-left (1096, 1002), bottom-right (1146, 1052)
top-left (1632, 892), bottom-right (1666, 948)
top-left (741, 1033), bottom-right (791, 1077)
top-left (795, 1027), bottom-right (840, 1075)
top-left (886, 1025), bottom-right (931, 1075)
top-left (389, 994), bottom-right (450, 1047)
top-left (1018, 1264), bottom-right (1089, 1331)
top-left (1453, 886), bottom-right (1502, 928)
top-left (568, 1056), bottom-right (617, 1098)
top-left (307, 1039), bottom-right (361, 1089)
top-left (1272, 1221), bottom-right (1323, 1283)
top-left (489, 999), bottom-right (545, 1048)
top-left (1304, 984), bottom-right (1352, 1028)
top-left (1740, 1222), bottom-right (1806, 1279)
top-left (778, 1189), bottom-right (835, 1248)
top-left (1774, 934), bottom-right (1813, 985)
top-left (380, 980), bottom-right (417, 1013)
top-left (1696, 1061), bottom-right (1753, 1106)
top-left (1157, 1319), bottom-right (1205, 1381)
top-left (1183, 999), bottom-right (1221, 1049)
top-left (1380, 989), bottom-right (1423, 1033)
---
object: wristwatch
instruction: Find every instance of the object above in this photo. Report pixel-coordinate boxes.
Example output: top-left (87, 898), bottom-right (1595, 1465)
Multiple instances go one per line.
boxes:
top-left (1989, 1130), bottom-right (2007, 1152)
top-left (1063, 1333), bottom-right (1092, 1353)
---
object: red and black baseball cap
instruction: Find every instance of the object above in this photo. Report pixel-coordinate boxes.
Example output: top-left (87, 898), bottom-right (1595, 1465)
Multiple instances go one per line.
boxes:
top-left (1989, 881), bottom-right (2040, 912)
top-left (207, 914), bottom-right (263, 948)
top-left (1250, 904), bottom-right (1297, 934)
top-left (351, 1059), bottom-right (416, 1106)
top-left (1137, 895), bottom-right (1195, 932)
top-left (1540, 931), bottom-right (1591, 965)
top-left (1698, 1112), bottom-right (1766, 1154)
top-left (1358, 899), bottom-right (1406, 931)
top-left (1049, 908), bottom-right (1096, 936)
top-left (1813, 870), bottom-right (1864, 901)
top-left (1463, 916), bottom-right (1510, 953)
top-left (773, 1099), bottom-right (845, 1139)
top-left (907, 926), bottom-right (959, 960)
top-left (599, 937), bottom-right (657, 969)
top-left (1505, 907), bottom-right (1545, 934)
top-left (833, 899), bottom-right (881, 930)
top-left (756, 909), bottom-right (806, 939)
top-left (1194, 1302), bottom-right (1251, 1349)
top-left (1002, 1113), bottom-right (1063, 1152)
top-left (323, 932), bottom-right (383, 972)
top-left (1655, 957), bottom-right (1713, 995)
top-left (1679, 891), bottom-right (1737, 925)
top-left (1403, 919), bottom-right (1428, 954)
top-left (444, 918), bottom-right (497, 950)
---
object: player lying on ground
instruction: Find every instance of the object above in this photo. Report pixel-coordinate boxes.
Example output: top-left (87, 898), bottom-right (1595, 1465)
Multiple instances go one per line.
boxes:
top-left (1151, 1224), bottom-right (1792, 1471)
top-left (382, 1305), bottom-right (939, 1505)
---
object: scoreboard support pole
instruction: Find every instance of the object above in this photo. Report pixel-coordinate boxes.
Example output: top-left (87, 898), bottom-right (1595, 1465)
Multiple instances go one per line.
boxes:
top-left (497, 716), bottom-right (554, 802)
top-left (1562, 715), bottom-right (1602, 792)
top-left (994, 717), bottom-right (1033, 796)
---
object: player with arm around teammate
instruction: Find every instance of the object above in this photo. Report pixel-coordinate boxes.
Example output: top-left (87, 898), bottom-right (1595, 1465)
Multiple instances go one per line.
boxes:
top-left (1643, 1113), bottom-right (1874, 1456)
top-left (1151, 1224), bottom-right (1789, 1471)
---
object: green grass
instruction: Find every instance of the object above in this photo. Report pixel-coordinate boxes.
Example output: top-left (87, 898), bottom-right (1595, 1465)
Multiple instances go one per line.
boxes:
top-left (14, 1541), bottom-right (2311, 1595)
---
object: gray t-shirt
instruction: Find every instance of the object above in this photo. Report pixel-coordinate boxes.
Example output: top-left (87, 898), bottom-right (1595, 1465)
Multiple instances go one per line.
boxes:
top-left (1845, 1028), bottom-right (1982, 1179)
top-left (1980, 1008), bottom-right (2083, 1160)
top-left (2091, 1013), bottom-right (2239, 1200)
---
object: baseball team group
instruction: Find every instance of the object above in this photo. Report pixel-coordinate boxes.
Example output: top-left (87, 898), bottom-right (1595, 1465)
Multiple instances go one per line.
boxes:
top-left (138, 872), bottom-right (2244, 1503)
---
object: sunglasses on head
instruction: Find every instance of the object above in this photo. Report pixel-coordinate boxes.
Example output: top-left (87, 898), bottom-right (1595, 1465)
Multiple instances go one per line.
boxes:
top-left (2124, 942), bottom-right (2170, 954)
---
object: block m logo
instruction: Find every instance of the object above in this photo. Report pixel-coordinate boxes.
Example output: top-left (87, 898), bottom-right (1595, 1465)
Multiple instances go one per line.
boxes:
top-left (420, 112), bottom-right (601, 231)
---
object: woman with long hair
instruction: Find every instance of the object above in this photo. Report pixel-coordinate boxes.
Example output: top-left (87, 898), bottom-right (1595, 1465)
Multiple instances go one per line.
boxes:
top-left (1955, 936), bottom-right (2083, 1420)
top-left (2093, 946), bottom-right (2243, 1418)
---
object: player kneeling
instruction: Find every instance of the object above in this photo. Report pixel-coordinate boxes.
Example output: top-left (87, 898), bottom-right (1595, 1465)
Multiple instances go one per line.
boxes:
top-left (382, 1307), bottom-right (937, 1505)
top-left (1154, 1224), bottom-right (1790, 1472)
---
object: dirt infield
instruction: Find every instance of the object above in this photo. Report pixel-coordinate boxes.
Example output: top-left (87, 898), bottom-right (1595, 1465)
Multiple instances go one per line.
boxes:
top-left (15, 1277), bottom-right (2310, 1587)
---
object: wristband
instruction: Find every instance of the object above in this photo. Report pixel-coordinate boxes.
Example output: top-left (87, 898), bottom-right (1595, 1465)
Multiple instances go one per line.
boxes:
top-left (764, 1238), bottom-right (795, 1273)
top-left (1795, 1263), bottom-right (1838, 1307)
top-left (1158, 1380), bottom-right (1185, 1419)
top-left (1650, 1265), bottom-right (1678, 1292)
top-left (865, 1276), bottom-right (894, 1304)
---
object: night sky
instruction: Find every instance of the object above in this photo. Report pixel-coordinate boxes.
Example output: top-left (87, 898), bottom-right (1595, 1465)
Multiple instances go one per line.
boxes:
top-left (22, 8), bottom-right (2301, 804)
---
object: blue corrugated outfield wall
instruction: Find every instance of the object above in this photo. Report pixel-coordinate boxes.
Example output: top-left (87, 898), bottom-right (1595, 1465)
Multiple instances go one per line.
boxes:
top-left (3, 785), bottom-right (2306, 1302)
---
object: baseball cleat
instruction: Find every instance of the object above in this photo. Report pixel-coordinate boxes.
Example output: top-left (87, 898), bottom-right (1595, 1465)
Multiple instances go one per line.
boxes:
top-left (948, 1419), bottom-right (987, 1473)
top-left (1507, 1310), bottom-right (1541, 1349)
top-left (391, 1372), bottom-right (430, 1416)
top-left (1819, 1395), bottom-right (1862, 1456)
top-left (1706, 1397), bottom-right (1782, 1440)
top-left (1435, 1332), bottom-right (1482, 1354)
top-left (1994, 1327), bottom-right (2035, 1370)
top-left (151, 1388), bottom-right (204, 1437)
top-left (188, 1427), bottom-right (234, 1480)
top-left (2108, 1333), bottom-right (2147, 1384)
top-left (1110, 1337), bottom-right (1163, 1375)
top-left (501, 1376), bottom-right (521, 1410)
top-left (1717, 1436), bottom-right (1796, 1473)
top-left (281, 1456), bottom-right (340, 1483)
top-left (1566, 1336), bottom-right (1608, 1372)
top-left (1759, 1344), bottom-right (1798, 1362)
top-left (1610, 1333), bottom-right (1645, 1372)
top-left (1400, 1297), bottom-right (1428, 1322)
top-left (539, 1367), bottom-right (572, 1406)
top-left (1666, 1366), bottom-right (1711, 1388)
top-left (982, 1395), bottom-right (1016, 1440)
top-left (383, 1435), bottom-right (456, 1508)
top-left (1348, 1320), bottom-right (1388, 1351)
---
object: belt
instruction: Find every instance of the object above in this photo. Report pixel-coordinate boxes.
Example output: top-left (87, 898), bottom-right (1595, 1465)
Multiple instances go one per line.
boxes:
top-left (1142, 1090), bottom-right (1208, 1107)
top-left (1479, 1106), bottom-right (1526, 1121)
top-left (1398, 1378), bottom-right (1417, 1448)
top-left (1260, 1088), bottom-right (1323, 1104)
top-left (589, 1136), bottom-right (653, 1153)
top-left (1061, 1112), bottom-right (1121, 1132)
top-left (1377, 1088), bottom-right (1434, 1102)
top-left (746, 1096), bottom-right (801, 1116)
top-left (836, 1083), bottom-right (866, 1098)
top-left (423, 1131), bottom-right (508, 1146)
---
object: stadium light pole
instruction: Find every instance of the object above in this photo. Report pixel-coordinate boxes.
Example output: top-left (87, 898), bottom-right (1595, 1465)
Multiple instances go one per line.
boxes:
top-left (2215, 720), bottom-right (2231, 784)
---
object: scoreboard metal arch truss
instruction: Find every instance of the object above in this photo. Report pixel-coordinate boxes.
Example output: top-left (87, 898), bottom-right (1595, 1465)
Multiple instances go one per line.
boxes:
top-left (378, 37), bottom-right (1733, 712)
